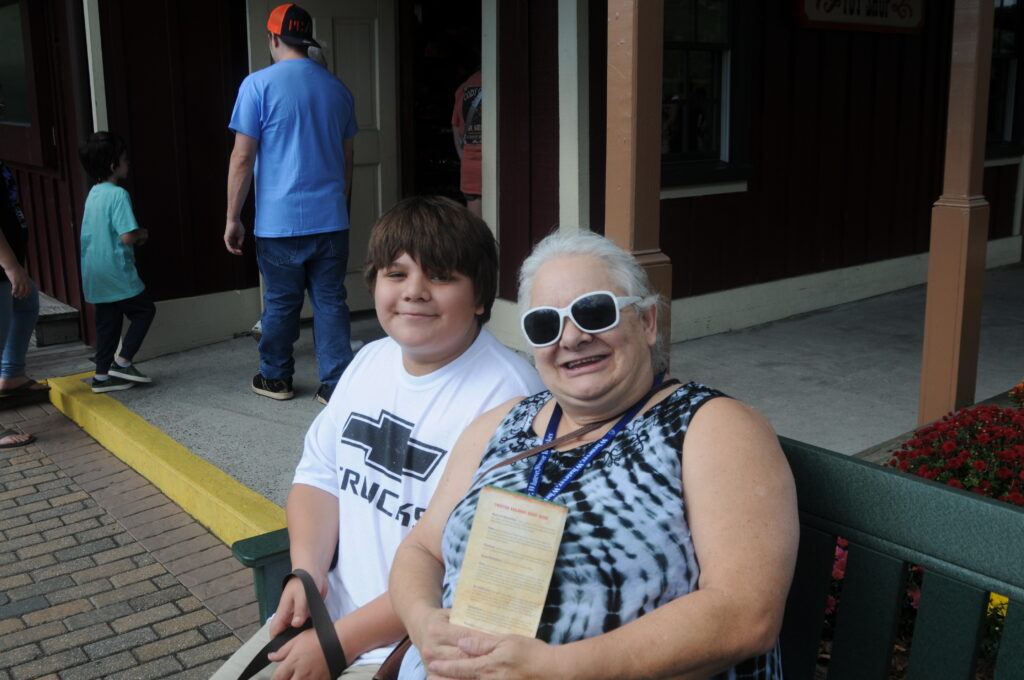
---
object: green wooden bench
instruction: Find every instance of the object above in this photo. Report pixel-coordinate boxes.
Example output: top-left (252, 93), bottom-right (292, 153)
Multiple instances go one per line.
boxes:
top-left (232, 437), bottom-right (1024, 678)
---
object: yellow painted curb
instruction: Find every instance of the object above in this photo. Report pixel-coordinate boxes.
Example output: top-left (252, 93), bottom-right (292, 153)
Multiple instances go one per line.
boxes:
top-left (48, 372), bottom-right (285, 546)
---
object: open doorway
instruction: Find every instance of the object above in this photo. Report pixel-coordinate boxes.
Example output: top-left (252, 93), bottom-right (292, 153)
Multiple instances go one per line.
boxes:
top-left (397, 0), bottom-right (481, 204)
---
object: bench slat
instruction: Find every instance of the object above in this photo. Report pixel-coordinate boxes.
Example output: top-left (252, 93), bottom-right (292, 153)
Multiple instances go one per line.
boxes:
top-left (995, 602), bottom-right (1023, 680)
top-left (829, 545), bottom-right (906, 680)
top-left (907, 571), bottom-right (987, 680)
top-left (781, 438), bottom-right (1024, 602)
top-left (780, 526), bottom-right (835, 680)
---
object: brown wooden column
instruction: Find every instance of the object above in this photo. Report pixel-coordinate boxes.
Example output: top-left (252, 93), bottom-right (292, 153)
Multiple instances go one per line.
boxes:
top-left (918, 0), bottom-right (994, 425)
top-left (604, 1), bottom-right (671, 325)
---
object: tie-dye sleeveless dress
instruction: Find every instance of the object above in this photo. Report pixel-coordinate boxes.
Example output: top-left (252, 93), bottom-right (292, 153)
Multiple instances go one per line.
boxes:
top-left (399, 381), bottom-right (782, 680)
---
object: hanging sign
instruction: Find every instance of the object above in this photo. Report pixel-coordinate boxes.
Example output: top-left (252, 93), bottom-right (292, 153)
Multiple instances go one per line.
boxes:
top-left (796, 0), bottom-right (925, 34)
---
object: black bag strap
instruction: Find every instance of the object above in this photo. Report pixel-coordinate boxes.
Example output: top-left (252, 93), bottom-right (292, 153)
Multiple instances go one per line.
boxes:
top-left (479, 378), bottom-right (680, 478)
top-left (238, 569), bottom-right (348, 679)
top-left (372, 636), bottom-right (412, 680)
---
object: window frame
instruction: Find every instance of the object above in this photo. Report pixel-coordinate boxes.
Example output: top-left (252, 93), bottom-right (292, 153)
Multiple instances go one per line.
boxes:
top-left (661, 0), bottom-right (751, 188)
top-left (986, 0), bottom-right (1024, 160)
top-left (0, 0), bottom-right (54, 168)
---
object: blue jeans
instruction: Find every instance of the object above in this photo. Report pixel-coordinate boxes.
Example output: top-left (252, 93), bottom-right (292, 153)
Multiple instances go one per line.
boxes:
top-left (255, 231), bottom-right (352, 387)
top-left (0, 281), bottom-right (39, 379)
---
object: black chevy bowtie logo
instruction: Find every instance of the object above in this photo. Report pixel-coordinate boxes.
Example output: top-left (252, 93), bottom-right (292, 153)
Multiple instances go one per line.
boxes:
top-left (341, 411), bottom-right (446, 482)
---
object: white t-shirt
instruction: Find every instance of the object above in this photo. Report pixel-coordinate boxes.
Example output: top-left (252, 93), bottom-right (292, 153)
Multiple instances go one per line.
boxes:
top-left (292, 328), bottom-right (544, 666)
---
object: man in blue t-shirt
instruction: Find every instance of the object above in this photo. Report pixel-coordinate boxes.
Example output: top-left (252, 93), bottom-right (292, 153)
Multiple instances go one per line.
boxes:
top-left (225, 3), bottom-right (357, 405)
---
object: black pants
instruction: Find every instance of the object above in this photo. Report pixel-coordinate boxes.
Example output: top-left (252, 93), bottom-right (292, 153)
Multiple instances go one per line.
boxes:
top-left (94, 291), bottom-right (156, 375)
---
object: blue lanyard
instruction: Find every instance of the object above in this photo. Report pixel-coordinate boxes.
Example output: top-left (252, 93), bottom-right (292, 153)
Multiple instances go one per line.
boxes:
top-left (527, 381), bottom-right (659, 502)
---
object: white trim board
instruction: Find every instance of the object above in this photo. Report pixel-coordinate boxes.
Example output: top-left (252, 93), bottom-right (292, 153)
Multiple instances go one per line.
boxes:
top-left (485, 236), bottom-right (1021, 351)
top-left (81, 0), bottom-right (108, 131)
top-left (133, 288), bottom-right (262, 362)
top-left (670, 236), bottom-right (1022, 342)
top-left (485, 297), bottom-right (529, 354)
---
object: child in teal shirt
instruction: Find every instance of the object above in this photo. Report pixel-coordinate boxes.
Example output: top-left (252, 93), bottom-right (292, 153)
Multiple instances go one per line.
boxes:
top-left (78, 132), bottom-right (155, 393)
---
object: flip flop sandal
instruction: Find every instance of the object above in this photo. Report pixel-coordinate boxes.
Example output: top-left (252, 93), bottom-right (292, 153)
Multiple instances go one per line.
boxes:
top-left (0, 378), bottom-right (50, 397)
top-left (0, 428), bottom-right (36, 449)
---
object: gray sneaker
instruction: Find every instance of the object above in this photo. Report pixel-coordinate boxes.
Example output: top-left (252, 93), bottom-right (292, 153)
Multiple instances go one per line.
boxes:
top-left (91, 376), bottom-right (136, 393)
top-left (109, 364), bottom-right (152, 383)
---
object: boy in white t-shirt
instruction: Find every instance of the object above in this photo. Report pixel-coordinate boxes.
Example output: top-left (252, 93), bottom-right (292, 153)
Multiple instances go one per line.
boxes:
top-left (214, 196), bottom-right (543, 679)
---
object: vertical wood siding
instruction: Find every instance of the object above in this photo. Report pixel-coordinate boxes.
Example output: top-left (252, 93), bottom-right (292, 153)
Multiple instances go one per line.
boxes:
top-left (660, 3), bottom-right (963, 298)
top-left (497, 0), bottom-right (559, 299)
top-left (98, 0), bottom-right (256, 303)
top-left (10, 1), bottom-right (92, 338)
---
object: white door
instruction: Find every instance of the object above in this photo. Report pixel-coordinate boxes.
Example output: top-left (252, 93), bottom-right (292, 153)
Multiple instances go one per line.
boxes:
top-left (247, 0), bottom-right (399, 312)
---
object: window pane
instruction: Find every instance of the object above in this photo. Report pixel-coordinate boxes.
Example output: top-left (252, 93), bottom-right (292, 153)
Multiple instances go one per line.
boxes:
top-left (989, 2), bottom-right (1018, 146)
top-left (664, 1), bottom-right (695, 44)
top-left (0, 1), bottom-right (30, 125)
top-left (662, 49), bottom-right (721, 158)
top-left (695, 0), bottom-right (728, 45)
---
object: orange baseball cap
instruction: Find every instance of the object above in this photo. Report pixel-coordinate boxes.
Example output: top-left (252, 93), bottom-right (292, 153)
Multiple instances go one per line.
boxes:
top-left (267, 4), bottom-right (320, 48)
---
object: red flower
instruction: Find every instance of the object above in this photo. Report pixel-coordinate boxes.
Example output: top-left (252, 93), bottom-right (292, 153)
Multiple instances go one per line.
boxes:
top-left (832, 547), bottom-right (848, 580)
top-left (889, 403), bottom-right (1024, 505)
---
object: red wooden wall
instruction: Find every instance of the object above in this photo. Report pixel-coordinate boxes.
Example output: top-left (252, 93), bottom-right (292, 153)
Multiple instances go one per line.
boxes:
top-left (98, 0), bottom-right (256, 303)
top-left (497, 0), bottom-right (560, 300)
top-left (583, 2), bottom-right (1019, 301)
top-left (7, 1), bottom-right (92, 325)
top-left (659, 3), bottom-right (960, 298)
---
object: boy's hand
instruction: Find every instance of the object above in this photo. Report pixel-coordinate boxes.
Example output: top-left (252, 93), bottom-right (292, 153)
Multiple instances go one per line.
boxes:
top-left (269, 570), bottom-right (328, 638)
top-left (135, 228), bottom-right (149, 246)
top-left (224, 218), bottom-right (245, 255)
top-left (267, 628), bottom-right (331, 680)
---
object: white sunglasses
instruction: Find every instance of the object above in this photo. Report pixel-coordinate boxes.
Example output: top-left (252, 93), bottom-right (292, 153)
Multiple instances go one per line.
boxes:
top-left (521, 290), bottom-right (642, 347)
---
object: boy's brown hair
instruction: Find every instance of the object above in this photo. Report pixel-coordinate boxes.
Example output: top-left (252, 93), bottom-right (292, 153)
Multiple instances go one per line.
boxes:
top-left (78, 131), bottom-right (128, 184)
top-left (364, 195), bottom-right (498, 324)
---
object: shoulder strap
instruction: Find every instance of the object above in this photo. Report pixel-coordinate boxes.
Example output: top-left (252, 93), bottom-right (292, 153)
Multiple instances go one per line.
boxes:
top-left (479, 378), bottom-right (680, 478)
top-left (373, 636), bottom-right (412, 680)
top-left (238, 569), bottom-right (348, 679)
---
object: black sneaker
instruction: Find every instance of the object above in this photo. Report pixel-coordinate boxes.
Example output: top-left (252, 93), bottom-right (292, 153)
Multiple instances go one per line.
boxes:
top-left (91, 376), bottom-right (135, 393)
top-left (315, 383), bottom-right (334, 406)
top-left (252, 374), bottom-right (294, 400)
top-left (109, 364), bottom-right (152, 383)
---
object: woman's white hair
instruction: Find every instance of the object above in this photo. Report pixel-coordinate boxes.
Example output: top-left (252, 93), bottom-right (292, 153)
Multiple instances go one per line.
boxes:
top-left (517, 229), bottom-right (669, 372)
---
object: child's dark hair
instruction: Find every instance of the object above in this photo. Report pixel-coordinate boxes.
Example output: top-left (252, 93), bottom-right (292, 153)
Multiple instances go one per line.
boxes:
top-left (364, 195), bottom-right (498, 324)
top-left (78, 131), bottom-right (127, 184)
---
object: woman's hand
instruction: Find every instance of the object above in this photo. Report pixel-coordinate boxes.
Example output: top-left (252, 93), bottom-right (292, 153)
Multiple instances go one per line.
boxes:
top-left (408, 607), bottom-right (479, 670)
top-left (3, 263), bottom-right (30, 299)
top-left (267, 627), bottom-right (330, 680)
top-left (427, 634), bottom-right (563, 680)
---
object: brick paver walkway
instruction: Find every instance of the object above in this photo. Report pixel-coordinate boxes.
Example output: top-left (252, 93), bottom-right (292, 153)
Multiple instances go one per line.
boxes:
top-left (1, 402), bottom-right (260, 679)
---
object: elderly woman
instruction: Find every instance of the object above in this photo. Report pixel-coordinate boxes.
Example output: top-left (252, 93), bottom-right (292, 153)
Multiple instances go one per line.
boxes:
top-left (390, 231), bottom-right (798, 680)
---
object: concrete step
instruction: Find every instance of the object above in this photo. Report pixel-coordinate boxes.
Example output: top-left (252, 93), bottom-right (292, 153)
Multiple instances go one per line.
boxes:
top-left (35, 291), bottom-right (80, 346)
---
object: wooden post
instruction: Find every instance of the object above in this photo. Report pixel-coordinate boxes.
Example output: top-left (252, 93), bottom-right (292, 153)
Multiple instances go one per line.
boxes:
top-left (604, 0), bottom-right (672, 332)
top-left (918, 0), bottom-right (993, 425)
